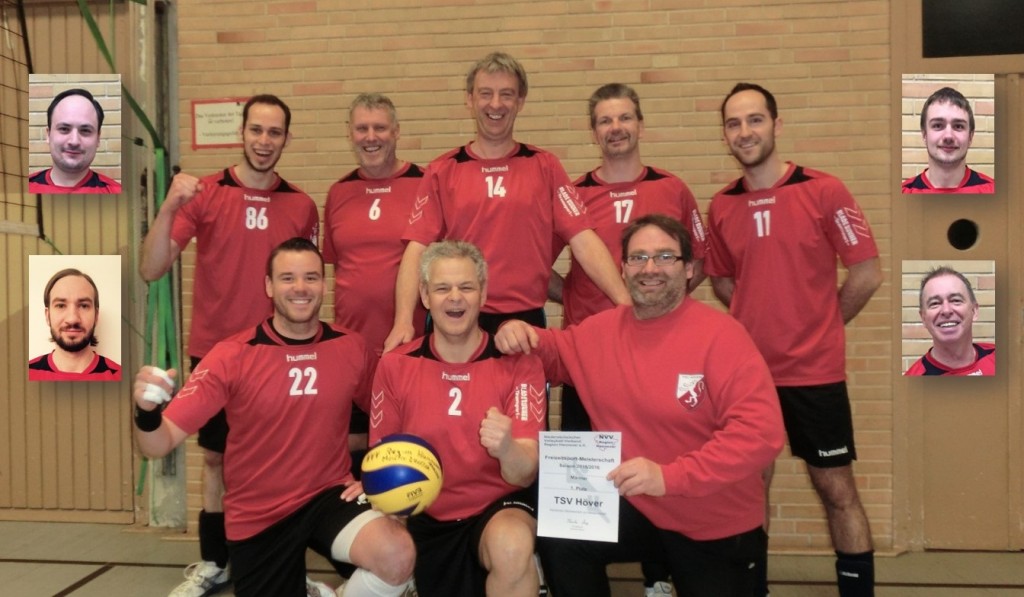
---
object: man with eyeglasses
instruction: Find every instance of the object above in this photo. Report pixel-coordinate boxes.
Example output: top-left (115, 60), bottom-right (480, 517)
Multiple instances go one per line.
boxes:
top-left (496, 214), bottom-right (784, 597)
top-left (706, 83), bottom-right (882, 597)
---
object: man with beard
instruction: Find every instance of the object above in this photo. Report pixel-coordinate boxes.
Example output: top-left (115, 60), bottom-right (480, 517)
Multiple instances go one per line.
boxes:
top-left (706, 83), bottom-right (882, 597)
top-left (29, 268), bottom-right (121, 381)
top-left (140, 94), bottom-right (319, 596)
top-left (496, 214), bottom-right (784, 597)
top-left (132, 238), bottom-right (415, 597)
top-left (905, 266), bottom-right (995, 376)
top-left (902, 87), bottom-right (994, 193)
top-left (29, 88), bottom-right (122, 194)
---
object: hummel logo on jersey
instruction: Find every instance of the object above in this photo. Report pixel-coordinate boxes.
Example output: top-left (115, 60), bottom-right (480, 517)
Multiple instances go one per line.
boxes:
top-left (676, 374), bottom-right (706, 410)
top-left (834, 207), bottom-right (870, 247)
top-left (286, 353), bottom-right (317, 362)
top-left (243, 193), bottom-right (270, 203)
top-left (441, 371), bottom-right (470, 382)
top-left (409, 195), bottom-right (429, 225)
top-left (366, 186), bottom-right (391, 194)
top-left (481, 165), bottom-right (509, 173)
top-left (747, 197), bottom-right (775, 207)
top-left (610, 189), bottom-right (637, 198)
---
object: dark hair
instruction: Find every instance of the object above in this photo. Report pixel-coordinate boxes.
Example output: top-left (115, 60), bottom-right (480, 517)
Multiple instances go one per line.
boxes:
top-left (621, 214), bottom-right (692, 264)
top-left (44, 268), bottom-right (100, 310)
top-left (720, 82), bottom-right (778, 123)
top-left (47, 88), bottom-right (104, 130)
top-left (243, 94), bottom-right (292, 133)
top-left (919, 266), bottom-right (977, 310)
top-left (588, 83), bottom-right (643, 129)
top-left (920, 86), bottom-right (975, 134)
top-left (266, 237), bottom-right (323, 278)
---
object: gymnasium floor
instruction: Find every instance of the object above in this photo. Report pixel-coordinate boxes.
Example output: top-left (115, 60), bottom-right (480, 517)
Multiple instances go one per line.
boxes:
top-left (0, 520), bottom-right (1022, 596)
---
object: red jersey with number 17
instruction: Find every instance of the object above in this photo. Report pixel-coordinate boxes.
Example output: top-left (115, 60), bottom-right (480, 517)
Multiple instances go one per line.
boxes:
top-left (163, 319), bottom-right (375, 541)
top-left (403, 143), bottom-right (592, 314)
top-left (323, 163), bottom-right (427, 355)
top-left (705, 163), bottom-right (878, 385)
top-left (370, 332), bottom-right (546, 521)
top-left (171, 167), bottom-right (319, 358)
top-left (563, 166), bottom-right (708, 326)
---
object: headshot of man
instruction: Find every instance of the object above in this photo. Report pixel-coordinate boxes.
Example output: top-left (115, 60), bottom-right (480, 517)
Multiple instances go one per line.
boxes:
top-left (901, 86), bottom-right (994, 194)
top-left (905, 266), bottom-right (995, 376)
top-left (28, 87), bottom-right (123, 194)
top-left (28, 267), bottom-right (121, 381)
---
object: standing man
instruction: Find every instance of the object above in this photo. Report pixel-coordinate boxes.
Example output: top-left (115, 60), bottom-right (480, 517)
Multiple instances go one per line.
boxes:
top-left (372, 241), bottom-right (546, 597)
top-left (140, 94), bottom-right (319, 597)
top-left (132, 238), bottom-right (415, 597)
top-left (706, 83), bottom-right (882, 597)
top-left (552, 83), bottom-right (708, 597)
top-left (29, 88), bottom-right (122, 194)
top-left (384, 51), bottom-right (629, 350)
top-left (323, 92), bottom-right (428, 487)
top-left (28, 268), bottom-right (121, 381)
top-left (902, 87), bottom-right (994, 193)
top-left (905, 266), bottom-right (995, 376)
top-left (496, 214), bottom-right (785, 597)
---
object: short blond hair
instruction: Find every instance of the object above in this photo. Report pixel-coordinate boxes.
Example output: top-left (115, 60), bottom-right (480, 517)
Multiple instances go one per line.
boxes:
top-left (465, 52), bottom-right (528, 98)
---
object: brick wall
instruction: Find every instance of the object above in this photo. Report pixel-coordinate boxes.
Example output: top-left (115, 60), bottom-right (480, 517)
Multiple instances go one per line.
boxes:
top-left (174, 0), bottom-right (894, 552)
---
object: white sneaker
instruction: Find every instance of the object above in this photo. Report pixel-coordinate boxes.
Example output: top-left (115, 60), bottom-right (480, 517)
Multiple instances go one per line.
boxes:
top-left (644, 580), bottom-right (673, 596)
top-left (169, 561), bottom-right (230, 597)
top-left (306, 577), bottom-right (336, 597)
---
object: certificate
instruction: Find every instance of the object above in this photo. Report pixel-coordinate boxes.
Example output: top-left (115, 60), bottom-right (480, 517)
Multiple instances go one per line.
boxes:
top-left (537, 431), bottom-right (621, 542)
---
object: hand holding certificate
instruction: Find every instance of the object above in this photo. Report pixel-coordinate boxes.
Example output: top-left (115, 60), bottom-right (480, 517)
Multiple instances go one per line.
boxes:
top-left (537, 431), bottom-right (621, 542)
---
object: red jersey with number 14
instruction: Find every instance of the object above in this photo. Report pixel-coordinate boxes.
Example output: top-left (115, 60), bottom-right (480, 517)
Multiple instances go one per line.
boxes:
top-left (163, 319), bottom-right (375, 541)
top-left (171, 168), bottom-right (319, 358)
top-left (370, 332), bottom-right (546, 521)
top-left (323, 163), bottom-right (427, 354)
top-left (563, 166), bottom-right (708, 326)
top-left (706, 163), bottom-right (878, 385)
top-left (404, 143), bottom-right (592, 314)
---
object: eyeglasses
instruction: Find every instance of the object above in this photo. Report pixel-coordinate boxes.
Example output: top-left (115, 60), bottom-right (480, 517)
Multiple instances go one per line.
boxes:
top-left (624, 253), bottom-right (684, 268)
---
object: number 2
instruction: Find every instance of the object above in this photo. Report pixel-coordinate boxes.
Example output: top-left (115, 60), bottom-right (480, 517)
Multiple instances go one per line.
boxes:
top-left (448, 388), bottom-right (463, 416)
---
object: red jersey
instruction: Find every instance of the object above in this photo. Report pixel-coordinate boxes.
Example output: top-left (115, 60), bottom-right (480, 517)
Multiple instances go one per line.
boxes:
top-left (163, 319), bottom-right (376, 540)
top-left (901, 167), bottom-right (995, 194)
top-left (28, 351), bottom-right (121, 381)
top-left (905, 343), bottom-right (995, 376)
top-left (403, 143), bottom-right (592, 314)
top-left (323, 163), bottom-right (427, 354)
top-left (170, 167), bottom-right (319, 358)
top-left (370, 333), bottom-right (546, 521)
top-left (705, 164), bottom-right (879, 385)
top-left (29, 168), bottom-right (122, 194)
top-left (562, 166), bottom-right (708, 325)
top-left (533, 299), bottom-right (784, 540)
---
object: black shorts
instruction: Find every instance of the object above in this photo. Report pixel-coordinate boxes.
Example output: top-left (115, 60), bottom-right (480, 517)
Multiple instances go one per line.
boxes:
top-left (777, 381), bottom-right (857, 468)
top-left (406, 486), bottom-right (537, 597)
top-left (539, 496), bottom-right (765, 597)
top-left (191, 356), bottom-right (229, 453)
top-left (227, 485), bottom-right (377, 597)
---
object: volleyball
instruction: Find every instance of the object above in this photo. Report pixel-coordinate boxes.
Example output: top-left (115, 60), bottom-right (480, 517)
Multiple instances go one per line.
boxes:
top-left (361, 434), bottom-right (443, 516)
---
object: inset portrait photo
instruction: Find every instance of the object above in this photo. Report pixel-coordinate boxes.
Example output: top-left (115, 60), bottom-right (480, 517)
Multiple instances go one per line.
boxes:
top-left (901, 260), bottom-right (995, 376)
top-left (27, 255), bottom-right (123, 382)
top-left (900, 74), bottom-right (994, 194)
top-left (28, 74), bottom-right (122, 195)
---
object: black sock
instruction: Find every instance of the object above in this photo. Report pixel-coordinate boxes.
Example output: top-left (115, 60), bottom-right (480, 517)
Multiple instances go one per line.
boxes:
top-left (835, 550), bottom-right (874, 597)
top-left (198, 510), bottom-right (229, 569)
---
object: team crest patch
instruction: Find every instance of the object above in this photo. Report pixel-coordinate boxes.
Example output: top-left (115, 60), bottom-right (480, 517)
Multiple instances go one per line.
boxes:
top-left (676, 374), bottom-right (706, 410)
